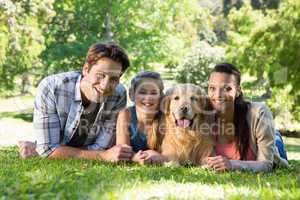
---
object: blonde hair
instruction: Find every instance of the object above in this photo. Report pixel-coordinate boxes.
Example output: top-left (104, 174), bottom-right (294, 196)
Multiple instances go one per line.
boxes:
top-left (147, 114), bottom-right (164, 151)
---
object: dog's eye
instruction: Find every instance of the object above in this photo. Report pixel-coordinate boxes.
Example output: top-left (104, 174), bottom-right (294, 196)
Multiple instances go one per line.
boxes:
top-left (191, 96), bottom-right (198, 101)
top-left (174, 96), bottom-right (180, 100)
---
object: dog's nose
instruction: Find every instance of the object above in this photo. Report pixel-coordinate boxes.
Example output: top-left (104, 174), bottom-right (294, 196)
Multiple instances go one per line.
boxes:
top-left (180, 106), bottom-right (188, 114)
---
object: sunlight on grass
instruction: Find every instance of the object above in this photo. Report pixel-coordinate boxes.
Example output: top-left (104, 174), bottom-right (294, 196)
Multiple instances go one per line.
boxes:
top-left (0, 147), bottom-right (299, 200)
top-left (283, 137), bottom-right (300, 160)
top-left (117, 181), bottom-right (298, 200)
top-left (0, 118), bottom-right (34, 146)
top-left (0, 94), bottom-right (34, 113)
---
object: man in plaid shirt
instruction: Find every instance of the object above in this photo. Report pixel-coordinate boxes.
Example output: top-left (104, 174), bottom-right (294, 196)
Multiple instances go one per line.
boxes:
top-left (19, 42), bottom-right (133, 162)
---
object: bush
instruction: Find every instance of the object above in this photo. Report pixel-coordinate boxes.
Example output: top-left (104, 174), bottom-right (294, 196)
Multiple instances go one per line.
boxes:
top-left (175, 40), bottom-right (225, 88)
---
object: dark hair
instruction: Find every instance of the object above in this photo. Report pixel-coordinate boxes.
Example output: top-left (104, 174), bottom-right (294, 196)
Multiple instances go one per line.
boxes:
top-left (130, 71), bottom-right (164, 93)
top-left (85, 42), bottom-right (130, 72)
top-left (211, 63), bottom-right (250, 160)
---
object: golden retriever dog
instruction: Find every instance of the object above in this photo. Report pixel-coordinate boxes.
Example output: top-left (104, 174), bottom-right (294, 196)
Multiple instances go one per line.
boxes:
top-left (160, 84), bottom-right (214, 166)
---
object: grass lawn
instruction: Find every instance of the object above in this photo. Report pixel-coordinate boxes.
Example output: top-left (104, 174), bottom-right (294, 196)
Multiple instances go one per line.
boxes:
top-left (0, 147), bottom-right (299, 200)
top-left (1, 96), bottom-right (300, 199)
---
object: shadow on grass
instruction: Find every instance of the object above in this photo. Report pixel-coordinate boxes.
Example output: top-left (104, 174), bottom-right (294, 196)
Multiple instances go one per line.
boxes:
top-left (286, 144), bottom-right (300, 153)
top-left (1, 147), bottom-right (299, 200)
top-left (0, 110), bottom-right (33, 122)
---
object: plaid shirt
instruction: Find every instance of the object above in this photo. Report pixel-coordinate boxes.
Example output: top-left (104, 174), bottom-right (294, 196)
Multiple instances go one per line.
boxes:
top-left (33, 71), bottom-right (127, 157)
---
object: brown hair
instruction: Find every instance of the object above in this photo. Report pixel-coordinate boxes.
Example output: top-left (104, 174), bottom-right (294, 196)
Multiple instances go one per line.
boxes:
top-left (129, 71), bottom-right (164, 100)
top-left (85, 42), bottom-right (130, 72)
top-left (129, 71), bottom-right (165, 151)
top-left (211, 63), bottom-right (250, 160)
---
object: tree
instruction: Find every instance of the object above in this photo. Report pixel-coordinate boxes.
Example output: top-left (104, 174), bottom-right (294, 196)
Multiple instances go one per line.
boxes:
top-left (40, 0), bottom-right (206, 80)
top-left (227, 0), bottom-right (300, 92)
top-left (175, 40), bottom-right (225, 88)
top-left (0, 0), bottom-right (55, 94)
top-left (226, 0), bottom-right (300, 123)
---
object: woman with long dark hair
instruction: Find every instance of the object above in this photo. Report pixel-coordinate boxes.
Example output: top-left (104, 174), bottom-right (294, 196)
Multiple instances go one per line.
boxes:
top-left (206, 63), bottom-right (288, 171)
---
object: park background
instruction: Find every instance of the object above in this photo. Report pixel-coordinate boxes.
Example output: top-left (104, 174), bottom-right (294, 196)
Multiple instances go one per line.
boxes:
top-left (0, 0), bottom-right (300, 199)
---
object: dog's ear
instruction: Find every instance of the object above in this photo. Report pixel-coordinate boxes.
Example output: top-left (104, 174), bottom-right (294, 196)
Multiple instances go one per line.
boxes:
top-left (194, 87), bottom-right (209, 112)
top-left (160, 87), bottom-right (174, 114)
top-left (198, 95), bottom-right (206, 112)
top-left (160, 95), bottom-right (171, 114)
top-left (193, 96), bottom-right (215, 135)
top-left (199, 96), bottom-right (215, 114)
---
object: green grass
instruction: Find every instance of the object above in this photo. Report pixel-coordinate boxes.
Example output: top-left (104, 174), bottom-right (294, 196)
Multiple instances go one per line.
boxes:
top-left (0, 95), bottom-right (299, 199)
top-left (0, 148), bottom-right (299, 200)
top-left (286, 144), bottom-right (300, 153)
top-left (0, 109), bottom-right (33, 122)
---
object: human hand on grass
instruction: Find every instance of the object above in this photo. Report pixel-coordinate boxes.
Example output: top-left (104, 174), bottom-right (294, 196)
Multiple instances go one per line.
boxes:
top-left (18, 141), bottom-right (38, 158)
top-left (104, 144), bottom-right (133, 162)
top-left (132, 150), bottom-right (148, 165)
top-left (143, 150), bottom-right (166, 165)
top-left (206, 155), bottom-right (232, 171)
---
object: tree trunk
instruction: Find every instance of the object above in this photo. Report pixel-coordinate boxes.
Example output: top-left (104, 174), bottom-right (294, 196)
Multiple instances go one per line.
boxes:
top-left (105, 0), bottom-right (114, 41)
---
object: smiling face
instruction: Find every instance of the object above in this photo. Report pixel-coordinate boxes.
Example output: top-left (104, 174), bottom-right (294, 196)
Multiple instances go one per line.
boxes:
top-left (80, 57), bottom-right (122, 103)
top-left (208, 72), bottom-right (240, 112)
top-left (133, 78), bottom-right (162, 115)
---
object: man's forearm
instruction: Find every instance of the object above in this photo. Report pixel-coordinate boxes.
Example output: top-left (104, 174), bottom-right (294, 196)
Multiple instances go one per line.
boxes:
top-left (48, 146), bottom-right (107, 160)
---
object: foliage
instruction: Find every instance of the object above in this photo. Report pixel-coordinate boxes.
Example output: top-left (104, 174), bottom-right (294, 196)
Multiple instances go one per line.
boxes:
top-left (227, 0), bottom-right (300, 92)
top-left (226, 0), bottom-right (300, 122)
top-left (41, 0), bottom-right (207, 80)
top-left (0, 0), bottom-right (55, 92)
top-left (267, 86), bottom-right (300, 131)
top-left (0, 0), bottom-right (210, 90)
top-left (0, 0), bottom-right (299, 128)
top-left (172, 3), bottom-right (226, 88)
top-left (175, 40), bottom-right (225, 88)
top-left (0, 147), bottom-right (300, 199)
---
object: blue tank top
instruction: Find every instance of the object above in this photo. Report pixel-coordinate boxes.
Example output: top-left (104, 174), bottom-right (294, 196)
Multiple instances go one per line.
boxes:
top-left (129, 106), bottom-right (148, 152)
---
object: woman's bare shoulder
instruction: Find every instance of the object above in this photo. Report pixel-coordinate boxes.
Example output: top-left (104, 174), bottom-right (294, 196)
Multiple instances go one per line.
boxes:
top-left (118, 107), bottom-right (132, 122)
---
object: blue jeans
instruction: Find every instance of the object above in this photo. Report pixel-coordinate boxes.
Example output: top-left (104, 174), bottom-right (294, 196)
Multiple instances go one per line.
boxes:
top-left (275, 131), bottom-right (288, 160)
